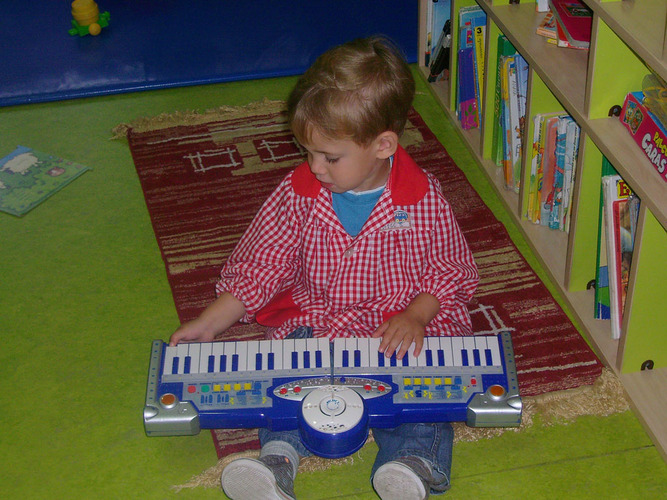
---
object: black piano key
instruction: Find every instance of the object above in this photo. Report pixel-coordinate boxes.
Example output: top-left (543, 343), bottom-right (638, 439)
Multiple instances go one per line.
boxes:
top-left (473, 349), bottom-right (481, 366)
top-left (342, 350), bottom-right (349, 368)
top-left (425, 349), bottom-right (433, 366)
top-left (354, 349), bottom-right (361, 367)
top-left (437, 349), bottom-right (445, 366)
top-left (232, 354), bottom-right (239, 372)
top-left (291, 351), bottom-right (298, 369)
top-left (461, 350), bottom-right (469, 366)
top-left (256, 352), bottom-right (262, 370)
top-left (485, 349), bottom-right (493, 366)
top-left (303, 351), bottom-right (311, 369)
top-left (267, 352), bottom-right (274, 370)
top-left (378, 351), bottom-right (385, 367)
top-left (172, 356), bottom-right (180, 375)
top-left (208, 355), bottom-right (215, 373)
top-left (184, 356), bottom-right (191, 374)
top-left (390, 353), bottom-right (397, 367)
top-left (315, 350), bottom-right (322, 368)
top-left (220, 355), bottom-right (227, 372)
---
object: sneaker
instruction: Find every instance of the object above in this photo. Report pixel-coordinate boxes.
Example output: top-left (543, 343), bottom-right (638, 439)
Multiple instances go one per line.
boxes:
top-left (221, 454), bottom-right (296, 500)
top-left (372, 456), bottom-right (433, 500)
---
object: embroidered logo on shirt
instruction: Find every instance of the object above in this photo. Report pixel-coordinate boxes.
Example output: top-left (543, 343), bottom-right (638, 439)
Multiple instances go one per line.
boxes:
top-left (381, 209), bottom-right (412, 230)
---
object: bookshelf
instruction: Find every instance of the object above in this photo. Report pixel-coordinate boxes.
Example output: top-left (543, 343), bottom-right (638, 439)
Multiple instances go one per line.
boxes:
top-left (418, 0), bottom-right (667, 461)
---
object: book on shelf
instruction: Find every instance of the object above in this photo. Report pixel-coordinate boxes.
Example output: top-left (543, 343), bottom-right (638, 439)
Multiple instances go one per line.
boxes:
top-left (593, 157), bottom-right (618, 321)
top-left (429, 19), bottom-right (451, 83)
top-left (458, 5), bottom-right (486, 50)
top-left (492, 36), bottom-right (517, 167)
top-left (536, 11), bottom-right (557, 43)
top-left (619, 91), bottom-right (667, 184)
top-left (457, 47), bottom-right (478, 129)
top-left (549, 115), bottom-right (574, 229)
top-left (472, 24), bottom-right (486, 111)
top-left (561, 118), bottom-right (580, 230)
top-left (498, 53), bottom-right (528, 192)
top-left (428, 1), bottom-right (452, 81)
top-left (601, 174), bottom-right (640, 340)
top-left (425, 0), bottom-right (451, 66)
top-left (536, 0), bottom-right (550, 12)
top-left (548, 0), bottom-right (592, 49)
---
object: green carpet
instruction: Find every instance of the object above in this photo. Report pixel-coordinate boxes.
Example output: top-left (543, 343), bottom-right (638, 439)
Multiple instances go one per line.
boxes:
top-left (1, 72), bottom-right (665, 499)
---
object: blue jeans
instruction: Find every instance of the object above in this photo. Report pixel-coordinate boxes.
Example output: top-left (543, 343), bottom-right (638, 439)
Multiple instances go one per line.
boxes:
top-left (258, 327), bottom-right (453, 494)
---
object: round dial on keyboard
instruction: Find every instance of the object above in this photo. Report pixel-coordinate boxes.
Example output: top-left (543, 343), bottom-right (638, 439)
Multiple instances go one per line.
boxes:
top-left (298, 386), bottom-right (369, 459)
top-left (320, 394), bottom-right (345, 416)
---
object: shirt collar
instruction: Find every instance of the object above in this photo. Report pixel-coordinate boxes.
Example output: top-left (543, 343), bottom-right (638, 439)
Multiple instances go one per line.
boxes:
top-left (290, 144), bottom-right (428, 205)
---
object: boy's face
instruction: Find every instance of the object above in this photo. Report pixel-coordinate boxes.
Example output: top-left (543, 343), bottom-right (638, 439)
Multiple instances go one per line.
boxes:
top-left (302, 128), bottom-right (394, 194)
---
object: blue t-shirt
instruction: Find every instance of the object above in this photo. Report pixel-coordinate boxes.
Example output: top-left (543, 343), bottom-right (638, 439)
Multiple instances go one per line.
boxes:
top-left (331, 185), bottom-right (384, 237)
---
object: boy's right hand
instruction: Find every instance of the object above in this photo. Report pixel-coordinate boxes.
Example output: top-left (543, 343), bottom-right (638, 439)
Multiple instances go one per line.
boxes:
top-left (168, 291), bottom-right (247, 346)
top-left (169, 319), bottom-right (217, 346)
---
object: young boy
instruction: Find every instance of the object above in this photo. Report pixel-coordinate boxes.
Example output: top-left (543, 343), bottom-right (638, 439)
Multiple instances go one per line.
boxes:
top-left (170, 36), bottom-right (479, 500)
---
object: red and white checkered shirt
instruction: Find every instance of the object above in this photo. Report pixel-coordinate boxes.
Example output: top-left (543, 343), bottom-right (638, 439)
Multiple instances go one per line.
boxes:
top-left (216, 146), bottom-right (479, 339)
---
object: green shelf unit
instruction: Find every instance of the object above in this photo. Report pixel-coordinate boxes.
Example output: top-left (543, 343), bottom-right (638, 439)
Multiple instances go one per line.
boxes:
top-left (418, 0), bottom-right (667, 461)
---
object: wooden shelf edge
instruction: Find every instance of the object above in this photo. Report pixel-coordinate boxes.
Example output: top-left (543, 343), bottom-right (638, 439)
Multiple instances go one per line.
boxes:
top-left (585, 0), bottom-right (667, 83)
top-left (620, 367), bottom-right (667, 462)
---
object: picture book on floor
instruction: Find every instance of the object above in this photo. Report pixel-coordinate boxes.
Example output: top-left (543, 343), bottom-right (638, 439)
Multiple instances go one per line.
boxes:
top-left (0, 146), bottom-right (90, 217)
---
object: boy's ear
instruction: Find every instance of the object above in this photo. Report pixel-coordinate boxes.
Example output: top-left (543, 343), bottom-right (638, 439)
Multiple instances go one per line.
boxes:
top-left (375, 131), bottom-right (399, 159)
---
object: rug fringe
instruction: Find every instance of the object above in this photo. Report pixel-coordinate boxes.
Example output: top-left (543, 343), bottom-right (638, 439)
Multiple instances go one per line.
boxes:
top-left (174, 368), bottom-right (628, 491)
top-left (111, 98), bottom-right (286, 139)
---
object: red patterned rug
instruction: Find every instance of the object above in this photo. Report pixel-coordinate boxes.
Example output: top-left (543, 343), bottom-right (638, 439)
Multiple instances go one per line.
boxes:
top-left (123, 101), bottom-right (603, 459)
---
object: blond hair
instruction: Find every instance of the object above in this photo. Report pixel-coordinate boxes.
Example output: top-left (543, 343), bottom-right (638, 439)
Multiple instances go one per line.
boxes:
top-left (287, 36), bottom-right (415, 146)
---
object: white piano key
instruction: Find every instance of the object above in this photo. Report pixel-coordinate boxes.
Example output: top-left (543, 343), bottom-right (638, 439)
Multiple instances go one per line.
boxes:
top-left (463, 337), bottom-right (476, 367)
top-left (333, 338), bottom-right (345, 368)
top-left (198, 342), bottom-right (212, 372)
top-left (414, 340), bottom-right (427, 367)
top-left (235, 342), bottom-right (249, 372)
top-left (176, 343), bottom-right (189, 374)
top-left (318, 338), bottom-right (331, 368)
top-left (271, 339), bottom-right (284, 370)
top-left (187, 343), bottom-right (201, 374)
top-left (244, 340), bottom-right (260, 372)
top-left (304, 338), bottom-right (320, 369)
top-left (344, 338), bottom-right (358, 367)
top-left (367, 337), bottom-right (381, 368)
top-left (356, 337), bottom-right (370, 368)
top-left (282, 339), bottom-right (296, 370)
top-left (451, 337), bottom-right (463, 366)
top-left (212, 342), bottom-right (225, 372)
top-left (441, 337), bottom-right (454, 367)
top-left (223, 342), bottom-right (237, 372)
top-left (487, 336), bottom-right (501, 366)
top-left (293, 339), bottom-right (307, 369)
top-left (474, 336), bottom-right (488, 366)
top-left (258, 340), bottom-right (272, 371)
top-left (163, 345), bottom-right (177, 375)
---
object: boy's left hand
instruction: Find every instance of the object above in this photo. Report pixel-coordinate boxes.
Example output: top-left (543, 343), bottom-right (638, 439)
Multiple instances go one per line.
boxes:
top-left (372, 310), bottom-right (426, 360)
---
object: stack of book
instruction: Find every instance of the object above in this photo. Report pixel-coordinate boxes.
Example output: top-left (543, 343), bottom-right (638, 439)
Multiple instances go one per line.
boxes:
top-left (536, 0), bottom-right (592, 50)
top-left (525, 113), bottom-right (581, 231)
